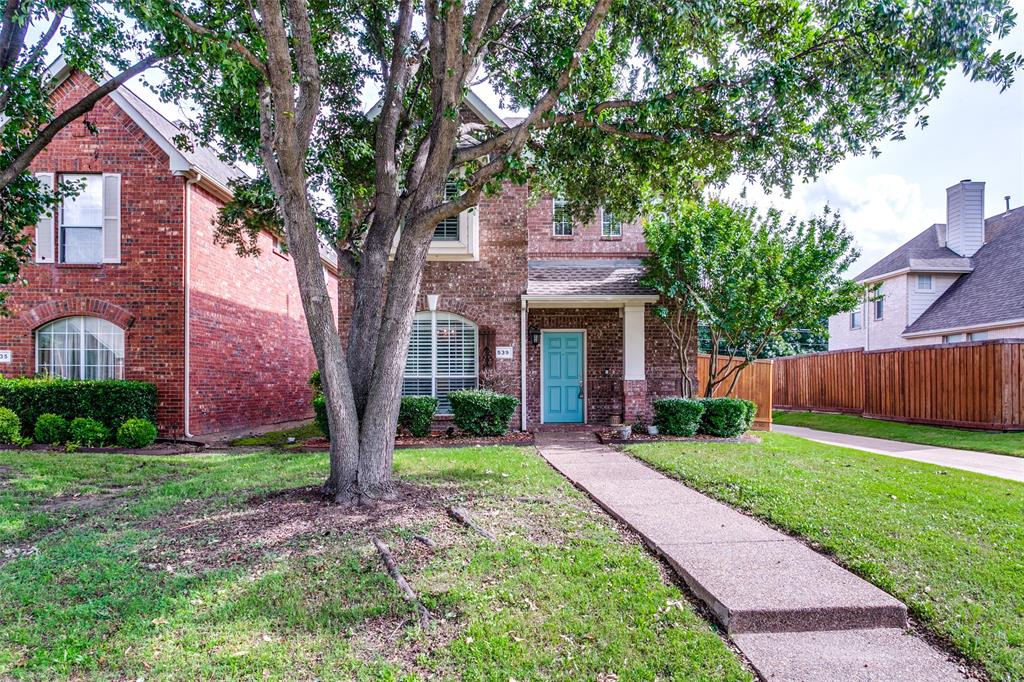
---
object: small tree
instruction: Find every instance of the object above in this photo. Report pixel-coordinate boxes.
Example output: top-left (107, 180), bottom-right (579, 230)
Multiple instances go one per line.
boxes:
top-left (643, 200), bottom-right (863, 398)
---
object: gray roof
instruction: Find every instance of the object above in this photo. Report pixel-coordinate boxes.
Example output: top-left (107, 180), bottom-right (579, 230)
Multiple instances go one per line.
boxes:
top-left (855, 224), bottom-right (969, 281)
top-left (904, 207), bottom-right (1024, 334)
top-left (527, 260), bottom-right (656, 297)
top-left (115, 85), bottom-right (246, 189)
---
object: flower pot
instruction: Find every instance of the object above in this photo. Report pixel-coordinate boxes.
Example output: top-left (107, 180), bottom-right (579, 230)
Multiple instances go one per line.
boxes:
top-left (646, 425), bottom-right (659, 436)
top-left (617, 425), bottom-right (632, 440)
top-left (609, 415), bottom-right (622, 426)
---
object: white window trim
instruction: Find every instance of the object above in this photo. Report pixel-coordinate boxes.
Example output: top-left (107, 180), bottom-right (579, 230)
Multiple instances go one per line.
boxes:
top-left (850, 310), bottom-right (862, 330)
top-left (915, 274), bottom-right (933, 292)
top-left (403, 310), bottom-right (479, 415)
top-left (426, 205), bottom-right (479, 260)
top-left (35, 316), bottom-right (125, 380)
top-left (552, 197), bottom-right (573, 237)
top-left (600, 208), bottom-right (622, 238)
top-left (873, 297), bottom-right (884, 321)
top-left (55, 173), bottom-right (121, 265)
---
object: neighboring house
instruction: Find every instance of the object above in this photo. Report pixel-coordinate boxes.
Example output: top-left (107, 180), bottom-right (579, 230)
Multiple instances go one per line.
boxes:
top-left (0, 59), bottom-right (338, 436)
top-left (338, 96), bottom-right (695, 430)
top-left (828, 180), bottom-right (1024, 351)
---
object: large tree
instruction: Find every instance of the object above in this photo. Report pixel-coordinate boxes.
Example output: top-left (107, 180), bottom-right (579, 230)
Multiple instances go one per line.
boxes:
top-left (0, 1), bottom-right (165, 310)
top-left (140, 0), bottom-right (1019, 503)
top-left (644, 199), bottom-right (863, 398)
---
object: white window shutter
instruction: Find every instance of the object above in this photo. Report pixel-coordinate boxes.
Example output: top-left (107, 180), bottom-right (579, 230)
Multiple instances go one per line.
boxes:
top-left (34, 173), bottom-right (55, 263)
top-left (102, 173), bottom-right (121, 263)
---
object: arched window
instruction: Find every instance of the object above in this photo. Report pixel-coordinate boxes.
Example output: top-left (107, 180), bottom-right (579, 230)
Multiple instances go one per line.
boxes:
top-left (402, 311), bottom-right (477, 414)
top-left (35, 316), bottom-right (125, 380)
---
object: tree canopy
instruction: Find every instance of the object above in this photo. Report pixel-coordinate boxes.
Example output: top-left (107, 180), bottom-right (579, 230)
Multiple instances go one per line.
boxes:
top-left (3, 0), bottom-right (1014, 500)
top-left (643, 199), bottom-right (863, 396)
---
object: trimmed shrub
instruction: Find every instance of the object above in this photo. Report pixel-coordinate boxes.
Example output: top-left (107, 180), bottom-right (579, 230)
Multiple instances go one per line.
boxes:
top-left (312, 393), bottom-right (330, 440)
top-left (33, 413), bottom-right (69, 444)
top-left (0, 378), bottom-right (157, 436)
top-left (739, 399), bottom-right (757, 430)
top-left (309, 369), bottom-right (322, 393)
top-left (398, 396), bottom-right (437, 437)
top-left (69, 417), bottom-right (110, 447)
top-left (652, 398), bottom-right (705, 437)
top-left (697, 397), bottom-right (751, 438)
top-left (449, 389), bottom-right (519, 437)
top-left (0, 407), bottom-right (21, 444)
top-left (116, 418), bottom-right (158, 448)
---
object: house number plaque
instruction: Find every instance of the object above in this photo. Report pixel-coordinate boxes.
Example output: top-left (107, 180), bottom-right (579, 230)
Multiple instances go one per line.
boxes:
top-left (495, 346), bottom-right (513, 359)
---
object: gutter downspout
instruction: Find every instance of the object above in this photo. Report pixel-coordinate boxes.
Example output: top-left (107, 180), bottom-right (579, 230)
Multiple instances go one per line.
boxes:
top-left (181, 171), bottom-right (201, 438)
top-left (520, 299), bottom-right (527, 431)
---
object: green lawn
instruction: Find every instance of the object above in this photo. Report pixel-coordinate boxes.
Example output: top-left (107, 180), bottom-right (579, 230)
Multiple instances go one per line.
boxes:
top-left (628, 433), bottom-right (1024, 681)
top-left (230, 421), bottom-right (322, 447)
top-left (774, 410), bottom-right (1024, 458)
top-left (0, 447), bottom-right (750, 681)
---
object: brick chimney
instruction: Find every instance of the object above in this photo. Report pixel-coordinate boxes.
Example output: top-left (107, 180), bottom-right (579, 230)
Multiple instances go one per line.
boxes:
top-left (945, 179), bottom-right (985, 257)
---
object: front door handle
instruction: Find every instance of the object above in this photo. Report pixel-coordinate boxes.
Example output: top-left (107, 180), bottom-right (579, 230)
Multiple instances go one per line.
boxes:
top-left (578, 382), bottom-right (584, 400)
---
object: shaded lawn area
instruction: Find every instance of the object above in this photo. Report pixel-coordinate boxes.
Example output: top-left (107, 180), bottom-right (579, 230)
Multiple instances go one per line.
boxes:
top-left (0, 447), bottom-right (750, 681)
top-left (628, 433), bottom-right (1024, 682)
top-left (775, 410), bottom-right (1024, 458)
top-left (230, 421), bottom-right (322, 447)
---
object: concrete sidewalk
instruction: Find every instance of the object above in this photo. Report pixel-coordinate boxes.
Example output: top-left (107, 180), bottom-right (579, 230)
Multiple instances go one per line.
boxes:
top-left (775, 424), bottom-right (1024, 483)
top-left (536, 431), bottom-right (968, 681)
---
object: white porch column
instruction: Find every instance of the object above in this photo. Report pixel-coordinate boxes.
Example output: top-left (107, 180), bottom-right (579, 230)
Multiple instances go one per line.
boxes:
top-left (623, 305), bottom-right (646, 380)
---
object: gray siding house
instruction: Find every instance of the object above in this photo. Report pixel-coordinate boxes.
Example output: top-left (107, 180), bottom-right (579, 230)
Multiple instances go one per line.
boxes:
top-left (828, 180), bottom-right (1024, 350)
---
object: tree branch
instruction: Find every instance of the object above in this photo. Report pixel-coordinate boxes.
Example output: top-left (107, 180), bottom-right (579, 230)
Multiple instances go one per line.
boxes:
top-left (171, 8), bottom-right (267, 76)
top-left (0, 53), bottom-right (164, 192)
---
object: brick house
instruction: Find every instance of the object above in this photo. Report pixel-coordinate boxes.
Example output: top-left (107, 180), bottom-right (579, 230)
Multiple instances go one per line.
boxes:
top-left (0, 59), bottom-right (338, 436)
top-left (339, 96), bottom-right (696, 430)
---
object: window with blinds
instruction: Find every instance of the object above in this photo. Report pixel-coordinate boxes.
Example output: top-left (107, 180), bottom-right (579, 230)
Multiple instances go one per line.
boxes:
top-left (433, 181), bottom-right (461, 241)
top-left (402, 311), bottom-right (478, 414)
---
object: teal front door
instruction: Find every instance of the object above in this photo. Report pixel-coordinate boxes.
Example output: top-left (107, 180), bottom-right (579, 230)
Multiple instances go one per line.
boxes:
top-left (543, 331), bottom-right (584, 423)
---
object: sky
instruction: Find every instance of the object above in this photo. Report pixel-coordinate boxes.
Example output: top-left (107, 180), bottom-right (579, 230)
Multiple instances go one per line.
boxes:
top-left (116, 3), bottom-right (1023, 276)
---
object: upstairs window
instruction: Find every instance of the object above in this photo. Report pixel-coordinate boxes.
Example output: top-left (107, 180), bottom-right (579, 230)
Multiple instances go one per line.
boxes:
top-left (943, 333), bottom-right (967, 344)
top-left (552, 197), bottom-right (573, 236)
top-left (850, 310), bottom-right (862, 329)
top-left (60, 174), bottom-right (104, 263)
top-left (402, 311), bottom-right (478, 415)
top-left (36, 316), bottom-right (125, 380)
top-left (873, 297), bottom-right (884, 321)
top-left (433, 181), bottom-right (461, 242)
top-left (968, 331), bottom-right (988, 341)
top-left (916, 274), bottom-right (933, 291)
top-left (601, 209), bottom-right (622, 238)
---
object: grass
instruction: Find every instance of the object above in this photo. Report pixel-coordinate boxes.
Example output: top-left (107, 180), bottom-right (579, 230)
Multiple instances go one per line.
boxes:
top-left (628, 433), bottom-right (1024, 681)
top-left (774, 410), bottom-right (1024, 458)
top-left (230, 421), bottom-right (322, 447)
top-left (0, 446), bottom-right (750, 681)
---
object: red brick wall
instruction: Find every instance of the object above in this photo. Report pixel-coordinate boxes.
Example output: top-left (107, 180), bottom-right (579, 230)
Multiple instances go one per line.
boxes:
top-left (187, 183), bottom-right (339, 434)
top-left (526, 308), bottom-right (624, 426)
top-left (645, 306), bottom-right (699, 400)
top-left (5, 71), bottom-right (187, 433)
top-left (527, 195), bottom-right (648, 259)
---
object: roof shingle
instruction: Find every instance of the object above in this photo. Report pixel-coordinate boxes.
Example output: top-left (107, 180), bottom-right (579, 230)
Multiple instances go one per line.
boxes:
top-left (527, 260), bottom-right (656, 297)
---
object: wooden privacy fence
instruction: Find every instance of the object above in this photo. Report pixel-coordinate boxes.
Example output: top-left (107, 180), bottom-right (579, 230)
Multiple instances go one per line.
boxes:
top-left (773, 340), bottom-right (1024, 430)
top-left (696, 354), bottom-right (774, 430)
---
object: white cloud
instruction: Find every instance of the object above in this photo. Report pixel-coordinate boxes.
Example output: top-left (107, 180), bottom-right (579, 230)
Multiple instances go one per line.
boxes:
top-left (721, 171), bottom-right (927, 276)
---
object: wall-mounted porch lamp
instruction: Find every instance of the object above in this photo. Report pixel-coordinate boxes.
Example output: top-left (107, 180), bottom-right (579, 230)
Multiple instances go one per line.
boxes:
top-left (528, 325), bottom-right (541, 346)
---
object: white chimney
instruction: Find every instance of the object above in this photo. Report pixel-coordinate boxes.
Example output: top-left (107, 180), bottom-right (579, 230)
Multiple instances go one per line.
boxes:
top-left (945, 179), bottom-right (985, 257)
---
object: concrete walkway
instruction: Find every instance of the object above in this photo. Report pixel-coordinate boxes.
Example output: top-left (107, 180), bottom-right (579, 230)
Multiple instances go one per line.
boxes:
top-left (775, 424), bottom-right (1024, 483)
top-left (536, 431), bottom-right (969, 681)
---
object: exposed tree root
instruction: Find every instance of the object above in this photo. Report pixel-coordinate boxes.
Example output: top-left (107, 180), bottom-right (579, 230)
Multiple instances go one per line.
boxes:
top-left (446, 505), bottom-right (497, 541)
top-left (413, 534), bottom-right (437, 549)
top-left (372, 537), bottom-right (431, 629)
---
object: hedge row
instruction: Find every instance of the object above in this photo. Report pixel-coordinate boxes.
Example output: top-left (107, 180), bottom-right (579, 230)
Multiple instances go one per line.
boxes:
top-left (653, 396), bottom-right (756, 438)
top-left (311, 372), bottom-right (518, 440)
top-left (0, 378), bottom-right (157, 437)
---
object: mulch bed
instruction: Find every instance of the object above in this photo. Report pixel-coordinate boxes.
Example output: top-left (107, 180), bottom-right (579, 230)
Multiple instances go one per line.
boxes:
top-left (596, 431), bottom-right (762, 446)
top-left (295, 431), bottom-right (534, 451)
top-left (21, 439), bottom-right (206, 456)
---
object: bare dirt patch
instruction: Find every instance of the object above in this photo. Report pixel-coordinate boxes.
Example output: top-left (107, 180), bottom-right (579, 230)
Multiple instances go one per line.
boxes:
top-left (141, 482), bottom-right (470, 573)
